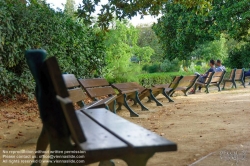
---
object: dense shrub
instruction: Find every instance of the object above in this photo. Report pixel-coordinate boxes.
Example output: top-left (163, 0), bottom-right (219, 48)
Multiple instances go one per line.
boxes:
top-left (226, 43), bottom-right (250, 68)
top-left (137, 73), bottom-right (173, 87)
top-left (0, 0), bottom-right (106, 98)
top-left (160, 58), bottom-right (180, 72)
top-left (148, 64), bottom-right (161, 73)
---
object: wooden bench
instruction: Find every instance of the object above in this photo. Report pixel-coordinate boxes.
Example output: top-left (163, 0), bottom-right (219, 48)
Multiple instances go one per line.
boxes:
top-left (62, 74), bottom-right (116, 112)
top-left (26, 49), bottom-right (177, 166)
top-left (111, 82), bottom-right (149, 113)
top-left (209, 71), bottom-right (226, 91)
top-left (171, 75), bottom-right (199, 96)
top-left (223, 68), bottom-right (245, 89)
top-left (234, 68), bottom-right (245, 88)
top-left (194, 72), bottom-right (215, 93)
top-left (153, 76), bottom-right (183, 102)
top-left (111, 82), bottom-right (163, 107)
top-left (222, 69), bottom-right (235, 89)
top-left (78, 78), bottom-right (140, 117)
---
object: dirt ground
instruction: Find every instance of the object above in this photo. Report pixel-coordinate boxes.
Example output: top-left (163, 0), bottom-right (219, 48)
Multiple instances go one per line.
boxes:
top-left (0, 84), bottom-right (250, 166)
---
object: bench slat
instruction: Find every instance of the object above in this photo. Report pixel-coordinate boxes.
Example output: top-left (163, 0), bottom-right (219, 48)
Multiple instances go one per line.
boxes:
top-left (82, 108), bottom-right (177, 153)
top-left (63, 74), bottom-right (80, 88)
top-left (78, 78), bottom-right (109, 88)
top-left (85, 86), bottom-right (116, 98)
top-left (177, 75), bottom-right (197, 87)
top-left (235, 69), bottom-right (243, 80)
top-left (75, 110), bottom-right (127, 151)
top-left (68, 88), bottom-right (86, 103)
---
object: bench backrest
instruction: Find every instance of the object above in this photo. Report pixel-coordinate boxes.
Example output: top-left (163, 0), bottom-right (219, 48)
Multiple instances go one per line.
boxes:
top-left (169, 76), bottom-right (183, 89)
top-left (211, 71), bottom-right (226, 83)
top-left (204, 72), bottom-right (215, 84)
top-left (228, 69), bottom-right (236, 80)
top-left (25, 50), bottom-right (86, 145)
top-left (177, 75), bottom-right (199, 87)
top-left (234, 68), bottom-right (244, 80)
top-left (62, 74), bottom-right (86, 104)
top-left (78, 78), bottom-right (116, 100)
top-left (45, 58), bottom-right (87, 144)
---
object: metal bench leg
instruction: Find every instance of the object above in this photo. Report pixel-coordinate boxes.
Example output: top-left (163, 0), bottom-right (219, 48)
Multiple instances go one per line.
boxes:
top-left (222, 81), bottom-right (225, 90)
top-left (123, 94), bottom-right (139, 117)
top-left (193, 84), bottom-right (198, 94)
top-left (149, 90), bottom-right (163, 106)
top-left (205, 86), bottom-right (209, 93)
top-left (146, 96), bottom-right (152, 103)
top-left (169, 91), bottom-right (175, 97)
top-left (108, 101), bottom-right (117, 114)
top-left (217, 84), bottom-right (221, 91)
top-left (123, 153), bottom-right (154, 166)
top-left (233, 81), bottom-right (237, 88)
top-left (116, 102), bottom-right (122, 111)
top-left (183, 90), bottom-right (188, 96)
top-left (135, 92), bottom-right (149, 111)
top-left (162, 89), bottom-right (174, 102)
top-left (241, 79), bottom-right (246, 88)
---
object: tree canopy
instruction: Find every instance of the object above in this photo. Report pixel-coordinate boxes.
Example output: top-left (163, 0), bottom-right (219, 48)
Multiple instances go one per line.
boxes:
top-left (77, 0), bottom-right (213, 30)
top-left (152, 0), bottom-right (250, 61)
top-left (0, 0), bottom-right (106, 97)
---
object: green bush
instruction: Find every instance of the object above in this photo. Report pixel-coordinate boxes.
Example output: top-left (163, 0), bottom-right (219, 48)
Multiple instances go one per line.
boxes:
top-left (0, 0), bottom-right (106, 98)
top-left (148, 63), bottom-right (161, 73)
top-left (137, 73), bottom-right (173, 87)
top-left (160, 58), bottom-right (180, 72)
top-left (226, 43), bottom-right (250, 68)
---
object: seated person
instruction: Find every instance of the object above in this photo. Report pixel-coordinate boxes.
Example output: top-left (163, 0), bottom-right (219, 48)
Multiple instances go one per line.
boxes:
top-left (215, 59), bottom-right (226, 72)
top-left (244, 69), bottom-right (250, 84)
top-left (190, 59), bottom-right (216, 93)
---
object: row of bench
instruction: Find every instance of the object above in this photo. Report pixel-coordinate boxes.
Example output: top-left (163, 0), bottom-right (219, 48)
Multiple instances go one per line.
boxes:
top-left (193, 68), bottom-right (247, 94)
top-left (64, 68), bottom-right (246, 118)
top-left (25, 50), bottom-right (248, 166)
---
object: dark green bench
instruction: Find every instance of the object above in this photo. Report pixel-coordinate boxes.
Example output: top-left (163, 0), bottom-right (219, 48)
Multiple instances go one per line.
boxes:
top-left (153, 76), bottom-right (183, 102)
top-left (223, 68), bottom-right (245, 89)
top-left (63, 74), bottom-right (117, 112)
top-left (111, 82), bottom-right (163, 110)
top-left (171, 75), bottom-right (199, 96)
top-left (194, 72), bottom-right (215, 93)
top-left (78, 78), bottom-right (141, 117)
top-left (209, 71), bottom-right (226, 91)
top-left (26, 49), bottom-right (177, 166)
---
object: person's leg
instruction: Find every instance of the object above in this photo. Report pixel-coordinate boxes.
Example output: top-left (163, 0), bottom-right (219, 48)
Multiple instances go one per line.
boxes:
top-left (198, 76), bottom-right (205, 91)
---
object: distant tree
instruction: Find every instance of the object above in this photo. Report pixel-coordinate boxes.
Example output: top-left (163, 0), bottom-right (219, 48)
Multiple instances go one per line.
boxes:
top-left (65, 0), bottom-right (75, 16)
top-left (191, 35), bottom-right (228, 61)
top-left (136, 25), bottom-right (164, 62)
top-left (104, 20), bottom-right (154, 81)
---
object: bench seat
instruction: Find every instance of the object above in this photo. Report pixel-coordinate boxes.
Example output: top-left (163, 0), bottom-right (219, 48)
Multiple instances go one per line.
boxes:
top-left (153, 76), bottom-right (183, 101)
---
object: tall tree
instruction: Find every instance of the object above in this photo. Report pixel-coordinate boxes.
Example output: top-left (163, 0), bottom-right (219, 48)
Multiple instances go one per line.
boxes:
top-left (152, 0), bottom-right (250, 61)
top-left (152, 2), bottom-right (211, 61)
